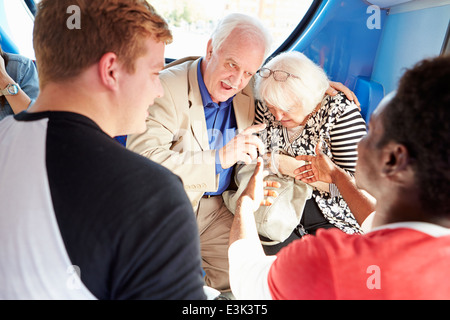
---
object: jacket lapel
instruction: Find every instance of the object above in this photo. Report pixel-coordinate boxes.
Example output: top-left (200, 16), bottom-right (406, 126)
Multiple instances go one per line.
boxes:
top-left (187, 58), bottom-right (210, 151)
top-left (233, 80), bottom-right (256, 132)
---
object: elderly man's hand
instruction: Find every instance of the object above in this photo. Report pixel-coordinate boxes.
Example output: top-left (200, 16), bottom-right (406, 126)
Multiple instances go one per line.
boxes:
top-left (327, 81), bottom-right (360, 109)
top-left (219, 124), bottom-right (266, 169)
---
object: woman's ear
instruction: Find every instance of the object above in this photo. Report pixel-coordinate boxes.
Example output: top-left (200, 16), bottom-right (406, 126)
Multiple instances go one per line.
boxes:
top-left (98, 52), bottom-right (120, 91)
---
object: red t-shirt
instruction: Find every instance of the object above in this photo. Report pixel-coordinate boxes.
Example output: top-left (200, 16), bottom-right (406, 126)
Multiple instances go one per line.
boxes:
top-left (268, 223), bottom-right (450, 299)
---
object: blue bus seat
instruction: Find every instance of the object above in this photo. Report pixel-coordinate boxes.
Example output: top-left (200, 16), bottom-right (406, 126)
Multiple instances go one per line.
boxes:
top-left (354, 76), bottom-right (385, 123)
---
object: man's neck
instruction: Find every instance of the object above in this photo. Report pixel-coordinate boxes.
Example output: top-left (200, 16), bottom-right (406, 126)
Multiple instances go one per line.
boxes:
top-left (372, 193), bottom-right (450, 229)
top-left (29, 78), bottom-right (115, 137)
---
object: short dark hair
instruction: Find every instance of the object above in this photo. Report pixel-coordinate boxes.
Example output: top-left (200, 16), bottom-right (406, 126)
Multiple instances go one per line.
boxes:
top-left (379, 55), bottom-right (450, 216)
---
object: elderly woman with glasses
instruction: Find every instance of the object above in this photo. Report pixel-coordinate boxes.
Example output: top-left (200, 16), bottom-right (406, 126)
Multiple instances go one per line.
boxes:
top-left (253, 51), bottom-right (374, 254)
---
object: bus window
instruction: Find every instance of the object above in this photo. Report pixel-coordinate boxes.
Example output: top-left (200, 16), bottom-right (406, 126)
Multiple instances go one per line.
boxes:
top-left (150, 0), bottom-right (315, 60)
top-left (6, 0), bottom-right (315, 61)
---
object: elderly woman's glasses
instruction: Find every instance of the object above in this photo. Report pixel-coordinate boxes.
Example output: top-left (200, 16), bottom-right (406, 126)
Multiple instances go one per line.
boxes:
top-left (257, 68), bottom-right (300, 82)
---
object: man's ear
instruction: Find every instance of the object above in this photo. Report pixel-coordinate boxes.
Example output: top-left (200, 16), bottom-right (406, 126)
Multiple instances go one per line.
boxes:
top-left (381, 143), bottom-right (412, 181)
top-left (98, 52), bottom-right (120, 90)
top-left (205, 39), bottom-right (213, 61)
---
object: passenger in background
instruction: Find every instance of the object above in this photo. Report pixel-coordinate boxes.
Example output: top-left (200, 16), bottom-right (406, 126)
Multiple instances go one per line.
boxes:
top-left (252, 51), bottom-right (374, 255)
top-left (0, 43), bottom-right (39, 121)
top-left (0, 0), bottom-right (205, 300)
top-left (127, 13), bottom-right (360, 293)
top-left (228, 55), bottom-right (450, 300)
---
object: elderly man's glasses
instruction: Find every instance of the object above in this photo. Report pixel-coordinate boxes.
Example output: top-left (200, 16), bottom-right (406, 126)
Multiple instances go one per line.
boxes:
top-left (257, 68), bottom-right (300, 82)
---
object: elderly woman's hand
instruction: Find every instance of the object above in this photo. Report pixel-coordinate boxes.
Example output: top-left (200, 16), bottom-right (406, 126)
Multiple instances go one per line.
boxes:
top-left (267, 151), bottom-right (330, 193)
top-left (266, 152), bottom-right (307, 177)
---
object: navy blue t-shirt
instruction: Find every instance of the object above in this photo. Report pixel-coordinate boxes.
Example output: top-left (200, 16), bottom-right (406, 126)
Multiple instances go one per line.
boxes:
top-left (1, 111), bottom-right (205, 300)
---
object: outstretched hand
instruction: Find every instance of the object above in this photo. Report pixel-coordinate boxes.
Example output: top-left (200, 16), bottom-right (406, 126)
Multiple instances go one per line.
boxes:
top-left (238, 158), bottom-right (280, 212)
top-left (294, 141), bottom-right (337, 184)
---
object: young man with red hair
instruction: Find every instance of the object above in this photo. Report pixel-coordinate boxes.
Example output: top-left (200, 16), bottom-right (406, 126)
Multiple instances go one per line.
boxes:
top-left (0, 0), bottom-right (205, 300)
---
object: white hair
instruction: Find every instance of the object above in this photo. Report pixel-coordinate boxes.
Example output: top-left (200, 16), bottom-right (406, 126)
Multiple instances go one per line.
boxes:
top-left (254, 51), bottom-right (329, 114)
top-left (210, 13), bottom-right (273, 59)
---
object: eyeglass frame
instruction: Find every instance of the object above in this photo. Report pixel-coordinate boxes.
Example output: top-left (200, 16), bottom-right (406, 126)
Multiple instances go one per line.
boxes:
top-left (257, 67), bottom-right (300, 82)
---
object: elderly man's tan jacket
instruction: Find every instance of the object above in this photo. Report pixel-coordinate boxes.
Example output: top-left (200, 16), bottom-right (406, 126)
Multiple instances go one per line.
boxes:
top-left (127, 57), bottom-right (255, 210)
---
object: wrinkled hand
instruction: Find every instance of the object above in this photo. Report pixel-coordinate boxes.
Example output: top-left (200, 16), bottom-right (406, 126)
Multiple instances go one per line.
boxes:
top-left (327, 81), bottom-right (360, 109)
top-left (267, 152), bottom-right (307, 177)
top-left (294, 141), bottom-right (337, 184)
top-left (238, 158), bottom-right (280, 212)
top-left (219, 123), bottom-right (266, 169)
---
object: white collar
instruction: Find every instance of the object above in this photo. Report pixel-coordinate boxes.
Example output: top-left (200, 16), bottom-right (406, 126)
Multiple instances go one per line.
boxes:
top-left (370, 221), bottom-right (450, 238)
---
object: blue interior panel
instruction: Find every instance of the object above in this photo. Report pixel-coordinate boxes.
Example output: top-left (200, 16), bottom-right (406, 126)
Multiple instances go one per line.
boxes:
top-left (289, 0), bottom-right (386, 121)
top-left (371, 4), bottom-right (450, 94)
top-left (291, 0), bottom-right (386, 88)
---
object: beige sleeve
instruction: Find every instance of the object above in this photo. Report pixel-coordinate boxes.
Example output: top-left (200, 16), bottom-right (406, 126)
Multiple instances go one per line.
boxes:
top-left (126, 78), bottom-right (219, 194)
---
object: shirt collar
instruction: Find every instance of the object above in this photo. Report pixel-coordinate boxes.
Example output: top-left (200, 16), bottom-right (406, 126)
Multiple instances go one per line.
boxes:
top-left (370, 221), bottom-right (450, 237)
top-left (197, 58), bottom-right (235, 110)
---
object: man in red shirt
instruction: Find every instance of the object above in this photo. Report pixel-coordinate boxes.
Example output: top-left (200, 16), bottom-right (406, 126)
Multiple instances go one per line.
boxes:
top-left (228, 55), bottom-right (450, 300)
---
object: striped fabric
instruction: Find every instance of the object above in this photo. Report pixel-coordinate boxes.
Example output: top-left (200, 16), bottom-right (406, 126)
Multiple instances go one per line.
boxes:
top-left (329, 105), bottom-right (367, 172)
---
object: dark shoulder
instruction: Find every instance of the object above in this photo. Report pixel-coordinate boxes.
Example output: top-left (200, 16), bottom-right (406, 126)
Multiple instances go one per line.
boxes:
top-left (45, 112), bottom-right (189, 214)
